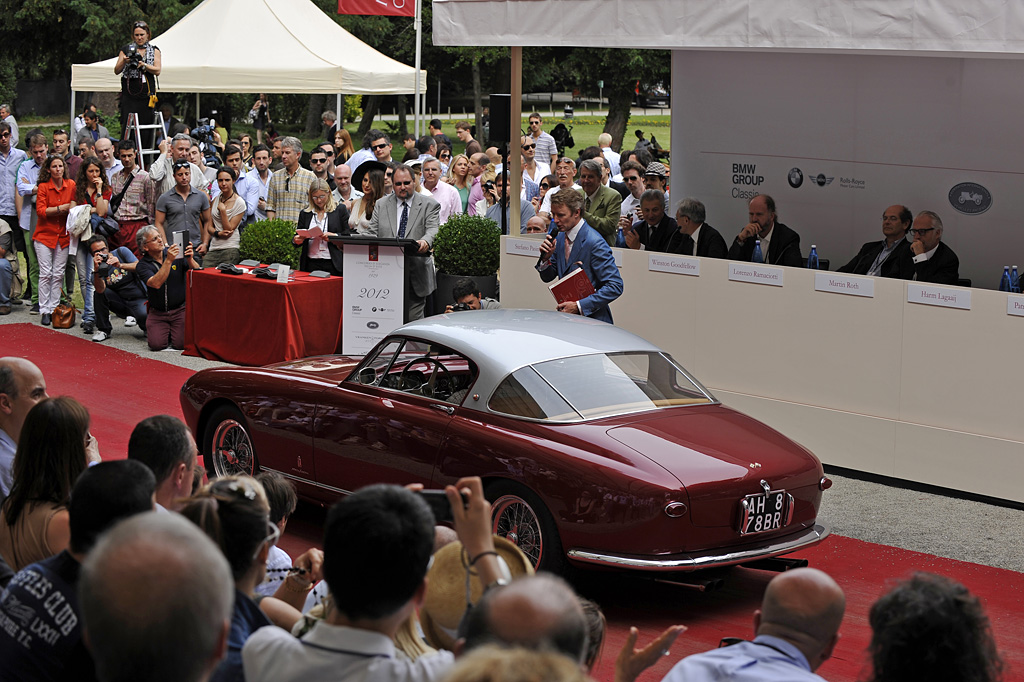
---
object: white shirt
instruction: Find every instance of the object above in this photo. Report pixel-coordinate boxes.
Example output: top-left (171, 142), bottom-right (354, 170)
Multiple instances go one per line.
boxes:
top-left (253, 169), bottom-right (273, 221)
top-left (540, 183), bottom-right (581, 215)
top-left (243, 622), bottom-right (454, 682)
top-left (524, 161), bottom-right (551, 183)
top-left (757, 224), bottom-right (774, 259)
top-left (912, 243), bottom-right (939, 264)
top-left (103, 160), bottom-right (124, 185)
top-left (620, 192), bottom-right (641, 219)
top-left (0, 428), bottom-right (15, 498)
top-left (308, 212), bottom-right (330, 259)
top-left (689, 224), bottom-right (703, 251)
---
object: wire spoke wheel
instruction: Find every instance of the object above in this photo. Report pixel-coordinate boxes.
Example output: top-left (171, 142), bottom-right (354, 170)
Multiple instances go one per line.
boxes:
top-left (210, 417), bottom-right (254, 478)
top-left (492, 494), bottom-right (544, 570)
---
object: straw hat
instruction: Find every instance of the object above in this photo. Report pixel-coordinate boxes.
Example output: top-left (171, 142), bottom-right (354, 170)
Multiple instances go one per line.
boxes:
top-left (419, 537), bottom-right (535, 650)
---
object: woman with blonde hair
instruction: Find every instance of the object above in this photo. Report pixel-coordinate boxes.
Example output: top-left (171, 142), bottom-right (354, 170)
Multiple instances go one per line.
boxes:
top-left (293, 178), bottom-right (350, 276)
top-left (446, 153), bottom-right (472, 213)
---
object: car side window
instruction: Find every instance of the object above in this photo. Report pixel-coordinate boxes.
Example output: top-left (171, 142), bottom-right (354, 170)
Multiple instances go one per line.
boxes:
top-left (351, 339), bottom-right (403, 386)
top-left (356, 339), bottom-right (477, 404)
top-left (488, 368), bottom-right (581, 421)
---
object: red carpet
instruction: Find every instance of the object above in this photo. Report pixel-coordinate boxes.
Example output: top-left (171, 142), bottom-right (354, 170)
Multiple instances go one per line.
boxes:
top-left (5, 322), bottom-right (1022, 682)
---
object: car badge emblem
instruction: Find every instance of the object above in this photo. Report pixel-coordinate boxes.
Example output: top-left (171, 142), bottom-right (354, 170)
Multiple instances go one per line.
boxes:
top-left (749, 462), bottom-right (762, 469)
top-left (760, 479), bottom-right (771, 495)
top-left (297, 455), bottom-right (302, 469)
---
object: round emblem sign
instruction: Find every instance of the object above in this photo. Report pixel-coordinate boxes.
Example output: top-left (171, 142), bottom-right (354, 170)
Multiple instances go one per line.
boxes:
top-left (787, 168), bottom-right (803, 188)
top-left (948, 182), bottom-right (992, 215)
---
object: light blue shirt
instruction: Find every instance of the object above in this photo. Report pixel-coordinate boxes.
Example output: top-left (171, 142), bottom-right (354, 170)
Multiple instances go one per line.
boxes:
top-left (0, 147), bottom-right (27, 216)
top-left (867, 240), bottom-right (901, 277)
top-left (252, 169), bottom-right (273, 222)
top-left (345, 147), bottom-right (375, 174)
top-left (16, 158), bottom-right (41, 231)
top-left (0, 427), bottom-right (15, 498)
top-left (661, 635), bottom-right (824, 682)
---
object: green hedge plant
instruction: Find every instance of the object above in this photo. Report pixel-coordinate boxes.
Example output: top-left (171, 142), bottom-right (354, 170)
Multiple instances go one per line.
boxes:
top-left (238, 219), bottom-right (301, 269)
top-left (432, 214), bottom-right (500, 276)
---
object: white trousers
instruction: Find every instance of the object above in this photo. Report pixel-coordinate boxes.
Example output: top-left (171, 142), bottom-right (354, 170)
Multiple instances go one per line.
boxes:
top-left (34, 241), bottom-right (69, 314)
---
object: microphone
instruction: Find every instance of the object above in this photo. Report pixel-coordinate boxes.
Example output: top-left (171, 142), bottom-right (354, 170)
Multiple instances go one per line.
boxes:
top-left (537, 220), bottom-right (559, 266)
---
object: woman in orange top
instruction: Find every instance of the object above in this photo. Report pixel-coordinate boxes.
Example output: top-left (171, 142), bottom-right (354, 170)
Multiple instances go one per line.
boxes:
top-left (34, 155), bottom-right (76, 326)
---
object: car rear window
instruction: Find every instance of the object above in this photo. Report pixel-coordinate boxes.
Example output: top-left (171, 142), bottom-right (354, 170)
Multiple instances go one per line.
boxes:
top-left (528, 352), bottom-right (713, 420)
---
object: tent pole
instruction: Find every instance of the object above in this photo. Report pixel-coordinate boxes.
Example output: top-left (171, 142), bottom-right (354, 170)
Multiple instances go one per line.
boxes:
top-left (414, 0), bottom-right (422, 137)
top-left (510, 47), bottom-right (523, 236)
top-left (196, 93), bottom-right (200, 122)
top-left (337, 93), bottom-right (342, 131)
top-left (70, 88), bottom-right (76, 137)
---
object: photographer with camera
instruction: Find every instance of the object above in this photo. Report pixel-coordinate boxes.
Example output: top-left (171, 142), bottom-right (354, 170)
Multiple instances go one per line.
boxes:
top-left (89, 235), bottom-right (148, 342)
top-left (444, 277), bottom-right (499, 313)
top-left (114, 21), bottom-right (161, 148)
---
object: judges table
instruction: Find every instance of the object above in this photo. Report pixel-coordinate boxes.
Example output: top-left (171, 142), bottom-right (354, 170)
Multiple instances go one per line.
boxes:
top-left (184, 268), bottom-right (344, 366)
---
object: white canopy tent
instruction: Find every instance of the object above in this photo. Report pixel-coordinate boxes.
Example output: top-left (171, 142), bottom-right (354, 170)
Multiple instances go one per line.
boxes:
top-left (72, 0), bottom-right (427, 94)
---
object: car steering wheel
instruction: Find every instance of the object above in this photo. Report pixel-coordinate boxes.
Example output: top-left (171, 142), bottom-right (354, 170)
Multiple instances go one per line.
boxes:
top-left (399, 357), bottom-right (453, 399)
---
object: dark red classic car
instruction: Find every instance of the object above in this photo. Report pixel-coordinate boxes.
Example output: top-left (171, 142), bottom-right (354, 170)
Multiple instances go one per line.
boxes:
top-left (180, 310), bottom-right (830, 573)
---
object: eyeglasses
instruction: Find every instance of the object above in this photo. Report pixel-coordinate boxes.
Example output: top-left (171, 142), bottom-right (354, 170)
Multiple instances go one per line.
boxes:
top-left (910, 228), bottom-right (935, 236)
top-left (393, 180), bottom-right (413, 186)
top-left (311, 158), bottom-right (327, 164)
top-left (145, 235), bottom-right (163, 245)
top-left (539, 183), bottom-right (551, 189)
top-left (521, 143), bottom-right (536, 150)
top-left (371, 142), bottom-right (389, 151)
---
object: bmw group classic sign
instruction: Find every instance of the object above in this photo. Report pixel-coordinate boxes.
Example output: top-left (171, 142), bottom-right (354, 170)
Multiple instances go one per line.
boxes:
top-left (948, 182), bottom-right (993, 215)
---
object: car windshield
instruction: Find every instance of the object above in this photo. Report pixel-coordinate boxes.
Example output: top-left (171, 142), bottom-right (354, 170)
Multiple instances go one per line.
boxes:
top-left (489, 352), bottom-right (714, 421)
top-left (350, 338), bottom-right (477, 405)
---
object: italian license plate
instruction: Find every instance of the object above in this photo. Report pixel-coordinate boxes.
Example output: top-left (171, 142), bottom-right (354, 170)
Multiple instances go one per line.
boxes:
top-left (739, 489), bottom-right (789, 535)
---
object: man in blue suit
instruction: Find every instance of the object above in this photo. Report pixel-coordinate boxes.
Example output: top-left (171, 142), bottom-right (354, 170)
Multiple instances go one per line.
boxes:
top-left (536, 188), bottom-right (623, 323)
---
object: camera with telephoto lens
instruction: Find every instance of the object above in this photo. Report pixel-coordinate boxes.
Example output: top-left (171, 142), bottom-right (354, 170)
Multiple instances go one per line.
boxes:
top-left (451, 302), bottom-right (473, 312)
top-left (127, 43), bottom-right (143, 65)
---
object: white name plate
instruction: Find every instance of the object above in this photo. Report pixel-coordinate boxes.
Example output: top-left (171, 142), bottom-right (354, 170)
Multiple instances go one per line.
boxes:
top-left (814, 272), bottom-right (874, 298)
top-left (649, 253), bottom-right (700, 276)
top-left (1009, 294), bottom-right (1024, 317)
top-left (728, 262), bottom-right (784, 287)
top-left (505, 237), bottom-right (541, 257)
top-left (613, 250), bottom-right (623, 268)
top-left (907, 283), bottom-right (971, 310)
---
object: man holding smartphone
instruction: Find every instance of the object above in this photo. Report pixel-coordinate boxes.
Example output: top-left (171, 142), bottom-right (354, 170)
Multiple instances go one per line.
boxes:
top-left (154, 160), bottom-right (212, 262)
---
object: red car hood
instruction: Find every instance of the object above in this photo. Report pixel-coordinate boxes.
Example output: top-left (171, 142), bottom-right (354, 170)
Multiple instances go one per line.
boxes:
top-left (605, 405), bottom-right (823, 527)
top-left (268, 355), bottom-right (362, 384)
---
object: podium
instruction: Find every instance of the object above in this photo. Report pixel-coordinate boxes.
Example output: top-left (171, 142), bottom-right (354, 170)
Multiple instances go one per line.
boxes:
top-left (331, 235), bottom-right (426, 355)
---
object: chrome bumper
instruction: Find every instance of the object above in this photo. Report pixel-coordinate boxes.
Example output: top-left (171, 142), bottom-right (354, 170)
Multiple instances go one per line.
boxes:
top-left (566, 523), bottom-right (830, 572)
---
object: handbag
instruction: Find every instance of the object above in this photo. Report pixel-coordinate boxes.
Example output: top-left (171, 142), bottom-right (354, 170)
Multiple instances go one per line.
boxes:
top-left (107, 171), bottom-right (138, 217)
top-left (90, 213), bottom-right (120, 240)
top-left (51, 287), bottom-right (77, 329)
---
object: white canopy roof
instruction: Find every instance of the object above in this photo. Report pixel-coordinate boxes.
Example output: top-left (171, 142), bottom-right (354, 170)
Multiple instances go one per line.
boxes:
top-left (433, 0), bottom-right (1024, 57)
top-left (72, 0), bottom-right (427, 94)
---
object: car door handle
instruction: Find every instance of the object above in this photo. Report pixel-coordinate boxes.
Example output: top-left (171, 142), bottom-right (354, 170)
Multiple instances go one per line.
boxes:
top-left (430, 403), bottom-right (455, 415)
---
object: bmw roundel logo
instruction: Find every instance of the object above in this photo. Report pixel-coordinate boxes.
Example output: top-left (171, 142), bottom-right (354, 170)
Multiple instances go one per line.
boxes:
top-left (366, 321), bottom-right (379, 329)
top-left (948, 182), bottom-right (992, 215)
top-left (787, 168), bottom-right (803, 188)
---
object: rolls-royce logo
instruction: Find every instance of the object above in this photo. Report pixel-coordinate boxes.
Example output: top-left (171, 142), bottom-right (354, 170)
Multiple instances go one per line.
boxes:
top-left (948, 182), bottom-right (992, 215)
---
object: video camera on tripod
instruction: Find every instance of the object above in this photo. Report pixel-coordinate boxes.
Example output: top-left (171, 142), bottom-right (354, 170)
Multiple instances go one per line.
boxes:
top-left (193, 118), bottom-right (221, 168)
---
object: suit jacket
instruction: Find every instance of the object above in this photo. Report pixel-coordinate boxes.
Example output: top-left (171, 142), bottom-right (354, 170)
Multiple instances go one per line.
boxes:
top-left (637, 217), bottom-right (678, 251)
top-left (537, 221), bottom-right (623, 324)
top-left (727, 221), bottom-right (802, 267)
top-left (837, 238), bottom-right (911, 278)
top-left (579, 184), bottom-right (623, 246)
top-left (693, 223), bottom-right (729, 259)
top-left (296, 206), bottom-right (352, 275)
top-left (366, 192), bottom-right (441, 297)
top-left (886, 241), bottom-right (960, 284)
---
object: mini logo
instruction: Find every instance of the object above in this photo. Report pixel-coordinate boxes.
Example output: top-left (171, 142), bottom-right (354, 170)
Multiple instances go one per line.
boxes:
top-left (366, 321), bottom-right (379, 329)
top-left (787, 168), bottom-right (803, 188)
top-left (812, 173), bottom-right (834, 187)
top-left (948, 182), bottom-right (992, 215)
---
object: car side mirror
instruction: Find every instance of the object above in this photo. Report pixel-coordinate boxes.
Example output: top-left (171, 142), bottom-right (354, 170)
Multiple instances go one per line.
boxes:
top-left (357, 366), bottom-right (376, 385)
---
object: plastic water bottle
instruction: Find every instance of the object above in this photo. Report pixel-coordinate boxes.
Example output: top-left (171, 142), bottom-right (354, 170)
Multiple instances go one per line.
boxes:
top-left (999, 266), bottom-right (1011, 292)
top-left (752, 239), bottom-right (764, 263)
top-left (616, 226), bottom-right (626, 248)
top-left (807, 245), bottom-right (819, 270)
top-left (1011, 266), bottom-right (1021, 294)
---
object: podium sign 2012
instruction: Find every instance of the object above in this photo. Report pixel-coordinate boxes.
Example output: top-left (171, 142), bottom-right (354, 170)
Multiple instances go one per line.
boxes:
top-left (342, 244), bottom-right (405, 355)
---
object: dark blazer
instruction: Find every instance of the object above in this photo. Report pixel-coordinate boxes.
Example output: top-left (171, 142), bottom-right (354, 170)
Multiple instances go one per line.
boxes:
top-left (634, 216), bottom-right (678, 251)
top-left (886, 241), bottom-right (960, 284)
top-left (537, 221), bottom-right (623, 324)
top-left (727, 221), bottom-right (802, 267)
top-left (296, 205), bottom-right (352, 275)
top-left (690, 223), bottom-right (729, 258)
top-left (367, 192), bottom-right (441, 297)
top-left (837, 238), bottom-right (911, 278)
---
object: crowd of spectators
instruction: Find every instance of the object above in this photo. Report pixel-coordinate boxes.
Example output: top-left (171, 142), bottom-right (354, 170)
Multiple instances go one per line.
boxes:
top-left (0, 356), bottom-right (1008, 682)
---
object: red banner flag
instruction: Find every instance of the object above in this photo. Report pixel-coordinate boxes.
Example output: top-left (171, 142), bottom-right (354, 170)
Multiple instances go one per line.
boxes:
top-left (338, 0), bottom-right (414, 17)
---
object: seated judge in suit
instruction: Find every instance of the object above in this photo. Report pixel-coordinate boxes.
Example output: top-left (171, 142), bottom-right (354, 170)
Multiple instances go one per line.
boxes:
top-left (669, 198), bottom-right (728, 258)
top-left (623, 190), bottom-right (675, 250)
top-left (837, 204), bottom-right (913, 277)
top-left (365, 165), bottom-right (441, 319)
top-left (577, 159), bottom-right (622, 246)
top-left (887, 210), bottom-right (960, 284)
top-left (536, 188), bottom-right (623, 324)
top-left (293, 179), bottom-right (352, 276)
top-left (727, 194), bottom-right (802, 267)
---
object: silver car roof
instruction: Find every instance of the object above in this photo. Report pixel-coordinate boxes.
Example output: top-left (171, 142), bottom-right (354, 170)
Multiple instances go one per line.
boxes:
top-left (392, 310), bottom-right (663, 412)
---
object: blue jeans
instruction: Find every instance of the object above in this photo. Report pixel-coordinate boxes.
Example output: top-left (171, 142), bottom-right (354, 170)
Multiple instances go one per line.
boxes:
top-left (0, 258), bottom-right (11, 305)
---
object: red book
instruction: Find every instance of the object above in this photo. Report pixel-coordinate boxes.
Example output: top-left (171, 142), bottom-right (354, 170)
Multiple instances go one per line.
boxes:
top-left (548, 267), bottom-right (595, 305)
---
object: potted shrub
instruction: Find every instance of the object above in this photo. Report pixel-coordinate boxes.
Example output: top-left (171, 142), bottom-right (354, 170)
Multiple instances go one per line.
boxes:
top-left (432, 213), bottom-right (501, 300)
top-left (238, 219), bottom-right (301, 269)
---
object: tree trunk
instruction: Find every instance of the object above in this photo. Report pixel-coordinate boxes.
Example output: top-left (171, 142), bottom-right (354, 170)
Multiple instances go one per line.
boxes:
top-left (603, 85), bottom-right (633, 152)
top-left (397, 95), bottom-right (408, 136)
top-left (471, 56), bottom-right (483, 140)
top-left (304, 94), bottom-right (325, 138)
top-left (357, 95), bottom-right (382, 139)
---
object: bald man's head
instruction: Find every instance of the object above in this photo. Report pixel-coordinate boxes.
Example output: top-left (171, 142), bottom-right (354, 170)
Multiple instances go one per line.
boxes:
top-left (0, 357), bottom-right (48, 444)
top-left (755, 568), bottom-right (845, 671)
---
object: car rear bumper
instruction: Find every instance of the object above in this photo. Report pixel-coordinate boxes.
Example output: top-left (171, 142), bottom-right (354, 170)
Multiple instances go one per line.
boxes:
top-left (566, 523), bottom-right (829, 572)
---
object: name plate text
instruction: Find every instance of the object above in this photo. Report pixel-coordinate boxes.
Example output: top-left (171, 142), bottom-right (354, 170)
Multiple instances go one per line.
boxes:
top-left (814, 272), bottom-right (874, 298)
top-left (505, 237), bottom-right (542, 257)
top-left (728, 263), bottom-right (784, 287)
top-left (1008, 294), bottom-right (1024, 317)
top-left (907, 283), bottom-right (971, 310)
top-left (649, 253), bottom-right (700, 276)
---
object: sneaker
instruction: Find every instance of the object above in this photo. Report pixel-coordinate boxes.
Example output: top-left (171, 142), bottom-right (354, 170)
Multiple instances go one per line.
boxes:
top-left (92, 330), bottom-right (110, 342)
top-left (0, 305), bottom-right (10, 315)
top-left (10, 299), bottom-right (22, 306)
top-left (29, 303), bottom-right (39, 315)
top-left (40, 313), bottom-right (51, 326)
top-left (82, 321), bottom-right (95, 334)
top-left (124, 316), bottom-right (137, 327)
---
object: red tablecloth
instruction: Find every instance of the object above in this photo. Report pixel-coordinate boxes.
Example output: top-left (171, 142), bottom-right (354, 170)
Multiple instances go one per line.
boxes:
top-left (184, 268), bottom-right (344, 366)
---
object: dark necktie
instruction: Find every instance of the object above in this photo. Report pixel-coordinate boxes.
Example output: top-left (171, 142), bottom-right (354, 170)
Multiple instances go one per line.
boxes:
top-left (682, 234), bottom-right (695, 256)
top-left (398, 201), bottom-right (408, 238)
